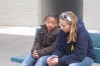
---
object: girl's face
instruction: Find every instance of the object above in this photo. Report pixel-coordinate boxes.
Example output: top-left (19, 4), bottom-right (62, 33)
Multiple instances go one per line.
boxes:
top-left (45, 17), bottom-right (58, 32)
top-left (59, 19), bottom-right (71, 33)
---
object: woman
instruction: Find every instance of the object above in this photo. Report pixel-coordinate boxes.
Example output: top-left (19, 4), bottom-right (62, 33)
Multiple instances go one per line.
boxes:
top-left (47, 11), bottom-right (96, 66)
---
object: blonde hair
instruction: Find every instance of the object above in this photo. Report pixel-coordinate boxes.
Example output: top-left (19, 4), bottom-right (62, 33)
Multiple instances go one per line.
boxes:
top-left (60, 11), bottom-right (78, 42)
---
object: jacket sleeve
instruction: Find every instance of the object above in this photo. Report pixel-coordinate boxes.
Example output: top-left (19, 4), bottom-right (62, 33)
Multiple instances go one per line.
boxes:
top-left (31, 29), bottom-right (42, 54)
top-left (58, 31), bottom-right (90, 65)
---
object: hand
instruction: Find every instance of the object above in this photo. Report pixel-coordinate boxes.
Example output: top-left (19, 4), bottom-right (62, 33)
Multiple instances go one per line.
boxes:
top-left (47, 57), bottom-right (53, 66)
top-left (32, 50), bottom-right (39, 58)
top-left (47, 57), bottom-right (58, 66)
top-left (51, 58), bottom-right (58, 65)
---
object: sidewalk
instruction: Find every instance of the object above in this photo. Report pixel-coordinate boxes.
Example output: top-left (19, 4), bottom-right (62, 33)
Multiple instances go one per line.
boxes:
top-left (0, 26), bottom-right (38, 36)
top-left (0, 26), bottom-right (99, 66)
top-left (0, 26), bottom-right (37, 66)
top-left (0, 26), bottom-right (99, 35)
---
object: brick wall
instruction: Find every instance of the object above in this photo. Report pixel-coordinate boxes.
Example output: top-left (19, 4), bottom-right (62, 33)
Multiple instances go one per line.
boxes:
top-left (83, 0), bottom-right (100, 30)
top-left (0, 0), bottom-right (40, 27)
top-left (41, 0), bottom-right (83, 23)
top-left (1, 0), bottom-right (100, 29)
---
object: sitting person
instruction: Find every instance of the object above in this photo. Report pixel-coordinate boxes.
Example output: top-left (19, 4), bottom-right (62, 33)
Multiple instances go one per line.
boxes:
top-left (21, 13), bottom-right (60, 66)
top-left (47, 11), bottom-right (96, 66)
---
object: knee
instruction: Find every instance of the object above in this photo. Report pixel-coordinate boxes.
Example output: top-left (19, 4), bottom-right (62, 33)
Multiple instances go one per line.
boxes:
top-left (39, 56), bottom-right (49, 61)
top-left (36, 56), bottom-right (49, 65)
top-left (68, 63), bottom-right (81, 66)
top-left (21, 54), bottom-right (36, 66)
top-left (37, 56), bottom-right (46, 62)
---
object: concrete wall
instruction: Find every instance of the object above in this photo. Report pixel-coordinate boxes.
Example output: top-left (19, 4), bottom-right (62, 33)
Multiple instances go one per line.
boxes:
top-left (0, 0), bottom-right (100, 30)
top-left (0, 0), bottom-right (40, 27)
top-left (41, 0), bottom-right (83, 24)
top-left (41, 0), bottom-right (55, 24)
top-left (41, 0), bottom-right (100, 30)
top-left (83, 0), bottom-right (100, 30)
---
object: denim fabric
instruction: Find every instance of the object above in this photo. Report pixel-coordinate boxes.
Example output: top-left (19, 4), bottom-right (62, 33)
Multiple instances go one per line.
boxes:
top-left (68, 57), bottom-right (94, 66)
top-left (55, 57), bottom-right (94, 66)
top-left (21, 54), bottom-right (49, 66)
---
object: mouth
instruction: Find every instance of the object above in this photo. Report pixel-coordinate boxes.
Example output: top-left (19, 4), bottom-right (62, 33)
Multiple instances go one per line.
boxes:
top-left (48, 27), bottom-right (52, 30)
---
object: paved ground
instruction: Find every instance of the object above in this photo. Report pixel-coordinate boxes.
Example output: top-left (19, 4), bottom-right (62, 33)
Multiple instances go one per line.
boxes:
top-left (0, 34), bottom-right (34, 66)
top-left (0, 26), bottom-right (100, 66)
top-left (0, 26), bottom-right (36, 66)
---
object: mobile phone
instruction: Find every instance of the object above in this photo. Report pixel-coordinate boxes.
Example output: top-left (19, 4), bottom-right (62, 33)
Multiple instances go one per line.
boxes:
top-left (50, 55), bottom-right (58, 59)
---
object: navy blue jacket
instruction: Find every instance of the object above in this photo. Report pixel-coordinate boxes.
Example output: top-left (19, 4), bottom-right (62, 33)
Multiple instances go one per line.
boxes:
top-left (52, 20), bottom-right (96, 66)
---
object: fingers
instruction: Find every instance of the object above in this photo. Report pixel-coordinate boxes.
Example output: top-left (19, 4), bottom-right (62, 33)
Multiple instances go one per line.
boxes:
top-left (32, 54), bottom-right (39, 58)
top-left (47, 57), bottom-right (53, 66)
top-left (47, 57), bottom-right (58, 66)
top-left (33, 50), bottom-right (37, 54)
top-left (32, 51), bottom-right (39, 58)
top-left (33, 52), bottom-right (38, 55)
top-left (47, 57), bottom-right (51, 61)
top-left (34, 55), bottom-right (39, 58)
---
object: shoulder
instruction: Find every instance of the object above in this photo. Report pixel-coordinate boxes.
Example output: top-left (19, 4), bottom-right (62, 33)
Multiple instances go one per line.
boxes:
top-left (55, 26), bottom-right (60, 32)
top-left (58, 29), bottom-right (67, 37)
top-left (59, 29), bottom-right (64, 34)
top-left (77, 30), bottom-right (90, 41)
top-left (51, 26), bottom-right (60, 35)
top-left (39, 24), bottom-right (47, 32)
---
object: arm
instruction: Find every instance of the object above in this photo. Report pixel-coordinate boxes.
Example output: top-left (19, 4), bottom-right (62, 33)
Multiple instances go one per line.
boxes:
top-left (47, 30), bottom-right (66, 66)
top-left (51, 29), bottom-right (66, 57)
top-left (58, 31), bottom-right (90, 65)
top-left (31, 29), bottom-right (42, 54)
top-left (37, 34), bottom-right (58, 56)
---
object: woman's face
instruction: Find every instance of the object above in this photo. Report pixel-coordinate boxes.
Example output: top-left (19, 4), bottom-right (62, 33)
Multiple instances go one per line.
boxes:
top-left (59, 19), bottom-right (71, 33)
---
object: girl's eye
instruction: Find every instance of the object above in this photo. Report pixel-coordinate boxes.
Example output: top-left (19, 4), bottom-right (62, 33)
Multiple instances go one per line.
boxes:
top-left (52, 23), bottom-right (55, 25)
top-left (47, 21), bottom-right (50, 24)
top-left (47, 21), bottom-right (56, 25)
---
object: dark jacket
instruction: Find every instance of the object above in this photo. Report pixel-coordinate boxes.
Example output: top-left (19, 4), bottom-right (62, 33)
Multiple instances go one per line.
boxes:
top-left (31, 25), bottom-right (60, 57)
top-left (51, 20), bottom-right (96, 66)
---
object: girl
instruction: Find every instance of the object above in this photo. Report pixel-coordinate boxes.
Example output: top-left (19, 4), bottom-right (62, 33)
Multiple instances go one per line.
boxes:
top-left (47, 11), bottom-right (96, 66)
top-left (21, 13), bottom-right (60, 66)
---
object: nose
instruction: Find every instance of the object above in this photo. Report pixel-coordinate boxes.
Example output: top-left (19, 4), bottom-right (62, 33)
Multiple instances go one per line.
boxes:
top-left (60, 27), bottom-right (63, 30)
top-left (60, 27), bottom-right (62, 29)
top-left (49, 23), bottom-right (52, 26)
top-left (60, 25), bottom-right (64, 29)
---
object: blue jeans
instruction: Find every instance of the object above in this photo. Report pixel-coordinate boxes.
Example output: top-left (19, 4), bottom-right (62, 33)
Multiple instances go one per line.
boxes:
top-left (68, 57), bottom-right (94, 66)
top-left (55, 57), bottom-right (94, 66)
top-left (21, 54), bottom-right (49, 66)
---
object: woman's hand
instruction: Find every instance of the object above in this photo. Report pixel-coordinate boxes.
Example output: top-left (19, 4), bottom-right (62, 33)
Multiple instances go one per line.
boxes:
top-left (32, 50), bottom-right (39, 58)
top-left (51, 58), bottom-right (58, 65)
top-left (47, 57), bottom-right (53, 66)
top-left (47, 57), bottom-right (58, 66)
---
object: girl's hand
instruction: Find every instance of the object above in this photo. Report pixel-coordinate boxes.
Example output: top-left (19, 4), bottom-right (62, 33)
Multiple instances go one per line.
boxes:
top-left (32, 50), bottom-right (39, 58)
